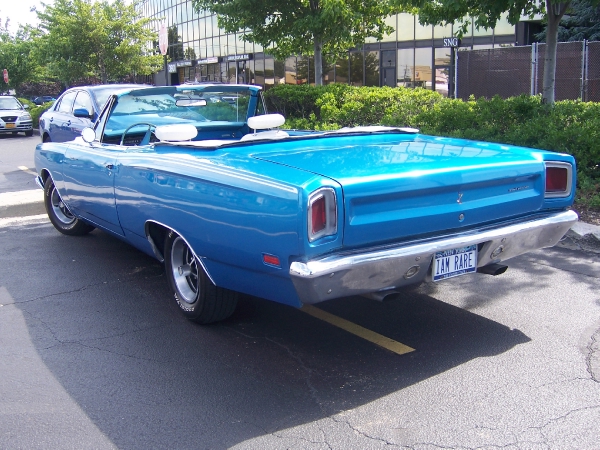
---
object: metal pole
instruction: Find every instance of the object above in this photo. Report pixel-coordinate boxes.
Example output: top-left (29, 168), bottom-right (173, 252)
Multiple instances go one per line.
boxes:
top-left (530, 43), bottom-right (537, 96)
top-left (581, 40), bottom-right (588, 101)
top-left (454, 47), bottom-right (458, 99)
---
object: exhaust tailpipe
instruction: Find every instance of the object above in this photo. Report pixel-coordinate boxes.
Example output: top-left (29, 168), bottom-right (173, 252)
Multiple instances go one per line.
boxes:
top-left (477, 263), bottom-right (508, 276)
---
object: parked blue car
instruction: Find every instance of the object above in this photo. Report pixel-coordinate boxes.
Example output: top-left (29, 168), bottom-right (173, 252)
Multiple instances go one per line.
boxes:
top-left (39, 84), bottom-right (146, 142)
top-left (34, 84), bottom-right (578, 324)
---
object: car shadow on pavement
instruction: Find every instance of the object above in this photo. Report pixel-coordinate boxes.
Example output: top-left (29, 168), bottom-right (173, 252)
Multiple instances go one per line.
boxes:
top-left (4, 225), bottom-right (532, 449)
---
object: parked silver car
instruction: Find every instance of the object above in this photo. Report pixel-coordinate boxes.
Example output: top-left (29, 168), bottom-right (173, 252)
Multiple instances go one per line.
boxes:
top-left (0, 96), bottom-right (33, 137)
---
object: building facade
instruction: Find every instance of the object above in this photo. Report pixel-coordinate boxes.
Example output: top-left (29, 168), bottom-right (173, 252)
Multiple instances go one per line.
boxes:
top-left (137, 0), bottom-right (542, 95)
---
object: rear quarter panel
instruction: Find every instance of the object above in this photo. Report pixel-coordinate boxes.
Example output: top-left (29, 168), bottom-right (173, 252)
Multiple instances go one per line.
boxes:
top-left (114, 146), bottom-right (335, 306)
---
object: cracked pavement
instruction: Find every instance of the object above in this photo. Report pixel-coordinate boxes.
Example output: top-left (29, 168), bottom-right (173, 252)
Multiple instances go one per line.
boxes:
top-left (2, 133), bottom-right (599, 450)
top-left (1, 220), bottom-right (598, 449)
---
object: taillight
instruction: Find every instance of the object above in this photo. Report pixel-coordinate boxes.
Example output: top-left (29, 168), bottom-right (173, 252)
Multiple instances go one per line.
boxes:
top-left (308, 188), bottom-right (337, 242)
top-left (311, 196), bottom-right (326, 234)
top-left (544, 162), bottom-right (572, 198)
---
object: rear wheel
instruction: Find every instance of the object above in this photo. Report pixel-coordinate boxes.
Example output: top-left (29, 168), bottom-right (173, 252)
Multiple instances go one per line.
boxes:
top-left (164, 231), bottom-right (238, 324)
top-left (43, 177), bottom-right (94, 236)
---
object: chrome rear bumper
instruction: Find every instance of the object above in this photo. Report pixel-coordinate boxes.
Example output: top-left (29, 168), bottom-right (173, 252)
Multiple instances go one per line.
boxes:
top-left (289, 210), bottom-right (578, 304)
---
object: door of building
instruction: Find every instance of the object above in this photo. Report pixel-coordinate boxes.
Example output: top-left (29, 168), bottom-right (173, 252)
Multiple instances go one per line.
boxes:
top-left (380, 50), bottom-right (396, 87)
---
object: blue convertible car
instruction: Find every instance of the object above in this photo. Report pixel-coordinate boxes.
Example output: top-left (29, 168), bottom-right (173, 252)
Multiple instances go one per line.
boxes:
top-left (34, 84), bottom-right (578, 324)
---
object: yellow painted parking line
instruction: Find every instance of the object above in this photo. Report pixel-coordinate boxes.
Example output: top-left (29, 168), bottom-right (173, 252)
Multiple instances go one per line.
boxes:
top-left (300, 304), bottom-right (415, 355)
top-left (18, 166), bottom-right (37, 175)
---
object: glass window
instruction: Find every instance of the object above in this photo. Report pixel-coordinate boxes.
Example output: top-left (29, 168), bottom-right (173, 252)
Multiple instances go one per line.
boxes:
top-left (247, 59), bottom-right (255, 83)
top-left (205, 17), bottom-right (212, 37)
top-left (284, 57), bottom-right (297, 84)
top-left (349, 51), bottom-right (364, 86)
top-left (434, 22), bottom-right (452, 39)
top-left (415, 16), bottom-right (433, 40)
top-left (495, 13), bottom-right (516, 35)
top-left (57, 91), bottom-right (77, 113)
top-left (397, 48), bottom-right (414, 86)
top-left (381, 15), bottom-right (397, 42)
top-left (335, 55), bottom-right (349, 83)
top-left (254, 56), bottom-right (265, 86)
top-left (414, 47), bottom-right (432, 89)
top-left (236, 33), bottom-right (247, 54)
top-left (197, 17), bottom-right (205, 38)
top-left (365, 51), bottom-right (379, 86)
top-left (434, 47), bottom-right (452, 66)
top-left (397, 14), bottom-right (414, 42)
top-left (381, 50), bottom-right (396, 87)
top-left (473, 16), bottom-right (492, 36)
top-left (211, 15), bottom-right (218, 37)
top-left (324, 57), bottom-right (335, 85)
top-left (73, 92), bottom-right (93, 115)
top-left (265, 57), bottom-right (275, 86)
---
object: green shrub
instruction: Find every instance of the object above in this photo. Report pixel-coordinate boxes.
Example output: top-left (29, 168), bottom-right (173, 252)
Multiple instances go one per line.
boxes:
top-left (268, 84), bottom-right (599, 210)
top-left (28, 103), bottom-right (53, 128)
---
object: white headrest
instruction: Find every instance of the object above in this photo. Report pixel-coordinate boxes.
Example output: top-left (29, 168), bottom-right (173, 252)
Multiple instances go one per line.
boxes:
top-left (247, 114), bottom-right (285, 130)
top-left (155, 124), bottom-right (198, 142)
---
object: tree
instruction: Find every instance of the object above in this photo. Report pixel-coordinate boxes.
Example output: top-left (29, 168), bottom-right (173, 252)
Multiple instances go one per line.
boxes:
top-left (538, 0), bottom-right (600, 41)
top-left (191, 0), bottom-right (396, 85)
top-left (36, 0), bottom-right (163, 86)
top-left (0, 26), bottom-right (43, 93)
top-left (397, 0), bottom-right (599, 104)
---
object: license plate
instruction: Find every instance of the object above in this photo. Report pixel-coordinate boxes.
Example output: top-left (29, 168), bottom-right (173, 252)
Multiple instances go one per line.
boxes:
top-left (433, 244), bottom-right (478, 281)
top-left (5, 123), bottom-right (16, 128)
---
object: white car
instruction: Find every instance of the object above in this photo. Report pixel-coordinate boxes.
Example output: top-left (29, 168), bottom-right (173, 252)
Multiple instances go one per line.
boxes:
top-left (0, 96), bottom-right (33, 137)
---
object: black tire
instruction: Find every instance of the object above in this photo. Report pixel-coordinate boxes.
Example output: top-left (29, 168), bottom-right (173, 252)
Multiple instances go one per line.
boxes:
top-left (43, 134), bottom-right (51, 143)
top-left (43, 177), bottom-right (95, 236)
top-left (164, 230), bottom-right (238, 324)
top-left (25, 130), bottom-right (33, 137)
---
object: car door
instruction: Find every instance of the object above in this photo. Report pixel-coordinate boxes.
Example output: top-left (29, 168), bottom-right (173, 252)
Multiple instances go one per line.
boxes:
top-left (63, 140), bottom-right (124, 236)
top-left (68, 91), bottom-right (95, 140)
top-left (49, 91), bottom-right (77, 142)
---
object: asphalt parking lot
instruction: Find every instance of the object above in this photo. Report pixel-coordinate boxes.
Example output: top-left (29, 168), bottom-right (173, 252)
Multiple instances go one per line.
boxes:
top-left (1, 133), bottom-right (599, 449)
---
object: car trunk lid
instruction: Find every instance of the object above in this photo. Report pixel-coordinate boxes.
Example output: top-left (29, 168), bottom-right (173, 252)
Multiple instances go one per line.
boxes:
top-left (252, 133), bottom-right (546, 248)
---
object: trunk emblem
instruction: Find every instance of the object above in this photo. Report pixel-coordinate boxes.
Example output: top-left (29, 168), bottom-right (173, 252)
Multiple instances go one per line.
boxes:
top-left (457, 192), bottom-right (463, 204)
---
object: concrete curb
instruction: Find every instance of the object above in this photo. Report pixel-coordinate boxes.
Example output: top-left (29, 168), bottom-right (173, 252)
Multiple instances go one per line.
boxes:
top-left (559, 221), bottom-right (600, 254)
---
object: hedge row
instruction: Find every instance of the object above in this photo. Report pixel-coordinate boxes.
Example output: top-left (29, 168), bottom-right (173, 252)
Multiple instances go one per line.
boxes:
top-left (264, 85), bottom-right (600, 207)
top-left (19, 98), bottom-right (53, 128)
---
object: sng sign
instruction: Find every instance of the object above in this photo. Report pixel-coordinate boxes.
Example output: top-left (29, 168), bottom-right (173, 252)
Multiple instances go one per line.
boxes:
top-left (443, 37), bottom-right (461, 48)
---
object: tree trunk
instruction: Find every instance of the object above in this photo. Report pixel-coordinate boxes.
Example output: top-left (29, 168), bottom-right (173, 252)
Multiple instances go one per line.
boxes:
top-left (314, 38), bottom-right (323, 86)
top-left (541, 0), bottom-right (570, 104)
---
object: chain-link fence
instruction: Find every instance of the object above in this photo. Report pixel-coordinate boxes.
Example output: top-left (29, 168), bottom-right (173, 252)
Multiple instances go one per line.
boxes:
top-left (457, 40), bottom-right (600, 101)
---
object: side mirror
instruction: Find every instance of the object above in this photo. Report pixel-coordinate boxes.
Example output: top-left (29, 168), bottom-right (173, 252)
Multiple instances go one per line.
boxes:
top-left (23, 104), bottom-right (29, 110)
top-left (74, 108), bottom-right (93, 119)
top-left (81, 127), bottom-right (96, 143)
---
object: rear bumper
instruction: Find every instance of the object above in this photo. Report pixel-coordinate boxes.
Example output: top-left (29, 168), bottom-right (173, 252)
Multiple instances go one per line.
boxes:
top-left (289, 210), bottom-right (578, 304)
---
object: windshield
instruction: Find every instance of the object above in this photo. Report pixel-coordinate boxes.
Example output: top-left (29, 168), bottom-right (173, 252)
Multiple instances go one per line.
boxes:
top-left (92, 86), bottom-right (140, 110)
top-left (0, 97), bottom-right (23, 110)
top-left (104, 87), bottom-right (254, 136)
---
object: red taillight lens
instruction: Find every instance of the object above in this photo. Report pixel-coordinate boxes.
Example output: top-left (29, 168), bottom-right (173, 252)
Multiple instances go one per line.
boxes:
top-left (308, 188), bottom-right (337, 242)
top-left (546, 167), bottom-right (568, 192)
top-left (311, 196), bottom-right (326, 235)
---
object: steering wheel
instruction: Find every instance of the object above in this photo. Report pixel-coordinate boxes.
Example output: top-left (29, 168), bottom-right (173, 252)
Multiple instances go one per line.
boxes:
top-left (120, 122), bottom-right (157, 146)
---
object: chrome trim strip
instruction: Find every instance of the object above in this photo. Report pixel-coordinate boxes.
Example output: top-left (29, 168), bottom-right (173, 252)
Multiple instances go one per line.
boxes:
top-left (290, 210), bottom-right (578, 304)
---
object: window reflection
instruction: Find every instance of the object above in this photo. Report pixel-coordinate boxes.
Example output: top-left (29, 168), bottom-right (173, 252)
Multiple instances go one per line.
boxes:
top-left (139, 0), bottom-right (517, 89)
